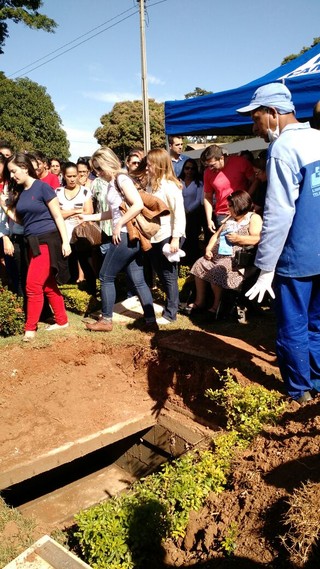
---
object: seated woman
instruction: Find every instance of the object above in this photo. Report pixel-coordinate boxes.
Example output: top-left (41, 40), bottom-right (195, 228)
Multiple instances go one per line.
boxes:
top-left (187, 190), bottom-right (262, 318)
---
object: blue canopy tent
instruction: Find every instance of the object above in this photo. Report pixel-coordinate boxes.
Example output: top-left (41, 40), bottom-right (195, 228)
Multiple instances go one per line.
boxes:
top-left (165, 43), bottom-right (320, 137)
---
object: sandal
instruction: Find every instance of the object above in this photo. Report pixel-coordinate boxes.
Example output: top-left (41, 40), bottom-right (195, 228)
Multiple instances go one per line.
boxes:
top-left (206, 303), bottom-right (221, 321)
top-left (183, 303), bottom-right (205, 316)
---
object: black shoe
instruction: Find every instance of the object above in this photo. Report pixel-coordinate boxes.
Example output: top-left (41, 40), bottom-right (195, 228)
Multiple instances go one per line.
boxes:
top-left (143, 321), bottom-right (159, 333)
top-left (182, 304), bottom-right (205, 316)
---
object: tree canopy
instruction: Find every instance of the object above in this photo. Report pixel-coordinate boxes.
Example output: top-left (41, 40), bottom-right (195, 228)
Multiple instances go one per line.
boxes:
top-left (281, 37), bottom-right (320, 65)
top-left (184, 87), bottom-right (213, 99)
top-left (0, 73), bottom-right (70, 159)
top-left (0, 0), bottom-right (56, 54)
top-left (94, 99), bottom-right (165, 160)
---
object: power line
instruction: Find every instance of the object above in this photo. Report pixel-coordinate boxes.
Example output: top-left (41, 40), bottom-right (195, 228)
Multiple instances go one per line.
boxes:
top-left (8, 5), bottom-right (138, 78)
top-left (9, 0), bottom-right (167, 79)
top-left (11, 11), bottom-right (139, 78)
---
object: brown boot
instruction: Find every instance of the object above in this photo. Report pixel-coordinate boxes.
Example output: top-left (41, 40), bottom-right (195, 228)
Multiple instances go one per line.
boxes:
top-left (86, 319), bottom-right (113, 332)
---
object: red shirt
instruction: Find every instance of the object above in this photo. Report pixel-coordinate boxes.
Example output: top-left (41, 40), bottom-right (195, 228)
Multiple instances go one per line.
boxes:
top-left (41, 172), bottom-right (60, 190)
top-left (204, 155), bottom-right (254, 215)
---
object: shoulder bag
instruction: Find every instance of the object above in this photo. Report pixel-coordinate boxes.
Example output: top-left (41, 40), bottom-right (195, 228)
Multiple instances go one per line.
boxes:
top-left (71, 221), bottom-right (106, 250)
top-left (115, 175), bottom-right (170, 239)
top-left (232, 246), bottom-right (257, 270)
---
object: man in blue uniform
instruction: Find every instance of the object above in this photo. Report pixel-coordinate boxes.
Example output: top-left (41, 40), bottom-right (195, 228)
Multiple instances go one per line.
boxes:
top-left (237, 83), bottom-right (320, 404)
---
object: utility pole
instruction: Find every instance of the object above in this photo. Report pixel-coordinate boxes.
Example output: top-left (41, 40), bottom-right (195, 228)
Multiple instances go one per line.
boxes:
top-left (137, 0), bottom-right (151, 152)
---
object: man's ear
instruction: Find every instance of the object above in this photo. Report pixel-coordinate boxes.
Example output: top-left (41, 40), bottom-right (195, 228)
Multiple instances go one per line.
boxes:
top-left (268, 107), bottom-right (278, 119)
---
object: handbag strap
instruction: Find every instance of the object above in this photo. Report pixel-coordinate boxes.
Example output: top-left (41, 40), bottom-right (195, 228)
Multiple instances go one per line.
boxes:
top-left (114, 173), bottom-right (132, 202)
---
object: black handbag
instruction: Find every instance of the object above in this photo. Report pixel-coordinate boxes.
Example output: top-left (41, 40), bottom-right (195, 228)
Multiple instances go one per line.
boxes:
top-left (232, 246), bottom-right (257, 270)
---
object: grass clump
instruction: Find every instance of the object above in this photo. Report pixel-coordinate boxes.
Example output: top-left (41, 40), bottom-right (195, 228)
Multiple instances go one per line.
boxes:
top-left (0, 496), bottom-right (36, 567)
top-left (282, 481), bottom-right (320, 567)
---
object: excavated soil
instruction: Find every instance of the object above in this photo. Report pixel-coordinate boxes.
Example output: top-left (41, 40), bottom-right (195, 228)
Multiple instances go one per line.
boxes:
top-left (1, 322), bottom-right (320, 568)
top-left (163, 398), bottom-right (320, 569)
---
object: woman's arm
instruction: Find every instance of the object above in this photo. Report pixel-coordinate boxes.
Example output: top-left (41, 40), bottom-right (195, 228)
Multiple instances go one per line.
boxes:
top-left (78, 211), bottom-right (112, 222)
top-left (61, 208), bottom-right (84, 219)
top-left (47, 197), bottom-right (72, 257)
top-left (227, 213), bottom-right (262, 246)
top-left (2, 235), bottom-right (14, 256)
top-left (0, 194), bottom-right (21, 224)
top-left (163, 182), bottom-right (186, 252)
top-left (204, 225), bottom-right (223, 259)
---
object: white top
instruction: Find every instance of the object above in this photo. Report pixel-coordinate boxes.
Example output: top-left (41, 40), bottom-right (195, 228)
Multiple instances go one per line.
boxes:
top-left (106, 174), bottom-right (129, 233)
top-left (56, 185), bottom-right (93, 242)
top-left (147, 178), bottom-right (186, 243)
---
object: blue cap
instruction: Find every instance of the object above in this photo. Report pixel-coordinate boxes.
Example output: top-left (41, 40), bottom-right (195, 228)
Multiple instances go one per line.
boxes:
top-left (237, 83), bottom-right (295, 114)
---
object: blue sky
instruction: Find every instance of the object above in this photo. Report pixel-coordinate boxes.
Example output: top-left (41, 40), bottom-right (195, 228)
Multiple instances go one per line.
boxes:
top-left (1, 0), bottom-right (320, 160)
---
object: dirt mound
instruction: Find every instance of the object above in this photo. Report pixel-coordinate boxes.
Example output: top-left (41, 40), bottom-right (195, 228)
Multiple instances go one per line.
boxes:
top-left (163, 398), bottom-right (320, 568)
top-left (1, 326), bottom-right (320, 568)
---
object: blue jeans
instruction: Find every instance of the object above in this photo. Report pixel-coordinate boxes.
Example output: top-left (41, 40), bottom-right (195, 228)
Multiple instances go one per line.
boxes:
top-left (274, 274), bottom-right (320, 399)
top-left (148, 237), bottom-right (179, 321)
top-left (99, 233), bottom-right (155, 323)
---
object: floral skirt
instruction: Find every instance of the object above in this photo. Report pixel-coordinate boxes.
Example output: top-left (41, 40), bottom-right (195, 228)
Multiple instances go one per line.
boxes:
top-left (190, 250), bottom-right (244, 290)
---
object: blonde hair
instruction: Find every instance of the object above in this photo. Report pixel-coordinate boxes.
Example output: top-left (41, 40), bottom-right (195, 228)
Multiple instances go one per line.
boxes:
top-left (91, 147), bottom-right (122, 177)
top-left (147, 148), bottom-right (182, 192)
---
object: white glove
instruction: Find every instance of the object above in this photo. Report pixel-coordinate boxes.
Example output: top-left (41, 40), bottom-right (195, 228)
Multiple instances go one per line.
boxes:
top-left (245, 270), bottom-right (275, 303)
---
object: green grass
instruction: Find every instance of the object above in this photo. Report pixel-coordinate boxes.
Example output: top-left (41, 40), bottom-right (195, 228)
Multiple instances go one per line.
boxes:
top-left (0, 496), bottom-right (36, 567)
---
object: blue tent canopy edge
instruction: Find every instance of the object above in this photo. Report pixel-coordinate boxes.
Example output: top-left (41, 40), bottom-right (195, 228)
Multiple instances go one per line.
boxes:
top-left (165, 43), bottom-right (320, 136)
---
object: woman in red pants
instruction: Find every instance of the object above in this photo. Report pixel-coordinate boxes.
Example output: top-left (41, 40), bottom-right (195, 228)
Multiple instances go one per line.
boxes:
top-left (0, 153), bottom-right (71, 342)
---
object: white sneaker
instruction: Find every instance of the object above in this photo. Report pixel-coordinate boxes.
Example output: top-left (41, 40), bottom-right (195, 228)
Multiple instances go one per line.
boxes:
top-left (45, 323), bottom-right (69, 331)
top-left (23, 331), bottom-right (36, 342)
top-left (156, 317), bottom-right (174, 325)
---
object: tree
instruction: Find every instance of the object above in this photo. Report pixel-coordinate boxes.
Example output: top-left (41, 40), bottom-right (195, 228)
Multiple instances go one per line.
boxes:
top-left (0, 73), bottom-right (70, 159)
top-left (184, 87), bottom-right (214, 144)
top-left (184, 87), bottom-right (213, 99)
top-left (94, 99), bottom-right (165, 160)
top-left (281, 37), bottom-right (320, 65)
top-left (0, 0), bottom-right (56, 54)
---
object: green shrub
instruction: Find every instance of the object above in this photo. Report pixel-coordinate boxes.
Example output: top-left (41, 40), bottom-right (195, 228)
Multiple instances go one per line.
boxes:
top-left (74, 371), bottom-right (286, 568)
top-left (0, 282), bottom-right (24, 336)
top-left (221, 521), bottom-right (238, 556)
top-left (206, 368), bottom-right (286, 441)
top-left (75, 440), bottom-right (235, 569)
top-left (59, 284), bottom-right (98, 314)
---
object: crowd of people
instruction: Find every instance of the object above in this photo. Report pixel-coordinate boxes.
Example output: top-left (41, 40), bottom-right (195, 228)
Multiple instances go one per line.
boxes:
top-left (0, 138), bottom-right (266, 342)
top-left (1, 81), bottom-right (320, 404)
